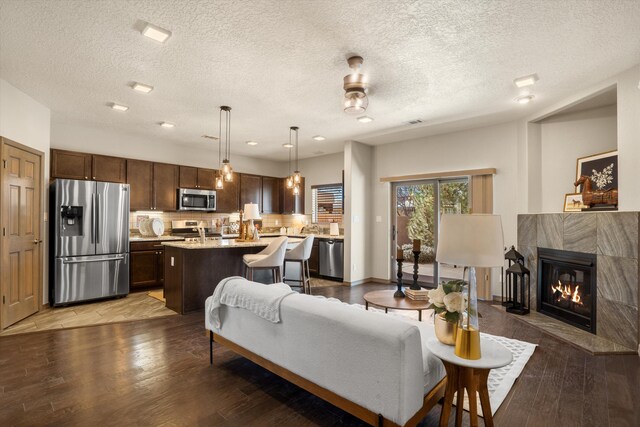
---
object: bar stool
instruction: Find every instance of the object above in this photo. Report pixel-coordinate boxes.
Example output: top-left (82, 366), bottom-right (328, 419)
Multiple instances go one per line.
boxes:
top-left (283, 235), bottom-right (314, 294)
top-left (242, 236), bottom-right (288, 283)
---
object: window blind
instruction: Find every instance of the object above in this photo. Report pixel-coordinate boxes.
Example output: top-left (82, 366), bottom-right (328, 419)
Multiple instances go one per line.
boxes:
top-left (312, 183), bottom-right (343, 223)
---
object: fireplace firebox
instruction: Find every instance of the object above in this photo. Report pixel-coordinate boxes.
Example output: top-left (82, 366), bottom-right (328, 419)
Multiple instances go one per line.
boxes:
top-left (537, 248), bottom-right (596, 334)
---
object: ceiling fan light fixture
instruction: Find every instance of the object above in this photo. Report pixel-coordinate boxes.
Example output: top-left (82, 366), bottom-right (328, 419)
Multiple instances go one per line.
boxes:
top-left (343, 56), bottom-right (369, 114)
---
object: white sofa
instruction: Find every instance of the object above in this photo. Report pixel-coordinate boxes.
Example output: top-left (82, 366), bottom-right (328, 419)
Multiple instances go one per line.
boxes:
top-left (205, 278), bottom-right (446, 426)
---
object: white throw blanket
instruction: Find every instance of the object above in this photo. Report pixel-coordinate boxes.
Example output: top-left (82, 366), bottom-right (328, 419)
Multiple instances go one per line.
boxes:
top-left (208, 276), bottom-right (295, 328)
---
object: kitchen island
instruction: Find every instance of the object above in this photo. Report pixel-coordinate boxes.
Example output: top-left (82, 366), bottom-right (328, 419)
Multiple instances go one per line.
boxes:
top-left (162, 237), bottom-right (303, 314)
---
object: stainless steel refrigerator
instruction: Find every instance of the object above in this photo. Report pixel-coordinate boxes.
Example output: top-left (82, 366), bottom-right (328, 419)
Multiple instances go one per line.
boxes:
top-left (50, 179), bottom-right (130, 306)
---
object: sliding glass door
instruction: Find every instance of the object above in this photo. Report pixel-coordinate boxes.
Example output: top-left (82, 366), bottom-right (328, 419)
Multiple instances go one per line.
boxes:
top-left (391, 178), bottom-right (469, 287)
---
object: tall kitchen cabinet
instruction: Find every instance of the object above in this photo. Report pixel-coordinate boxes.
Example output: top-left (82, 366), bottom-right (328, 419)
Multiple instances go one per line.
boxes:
top-left (216, 172), bottom-right (240, 213)
top-left (51, 149), bottom-right (126, 183)
top-left (127, 160), bottom-right (178, 211)
top-left (281, 177), bottom-right (305, 214)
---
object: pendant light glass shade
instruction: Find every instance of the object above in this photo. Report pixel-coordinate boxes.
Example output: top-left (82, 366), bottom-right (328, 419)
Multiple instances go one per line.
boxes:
top-left (215, 175), bottom-right (224, 189)
top-left (293, 184), bottom-right (300, 195)
top-left (286, 176), bottom-right (294, 188)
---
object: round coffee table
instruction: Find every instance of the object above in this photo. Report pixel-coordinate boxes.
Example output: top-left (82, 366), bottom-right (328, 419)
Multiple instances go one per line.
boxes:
top-left (363, 290), bottom-right (430, 321)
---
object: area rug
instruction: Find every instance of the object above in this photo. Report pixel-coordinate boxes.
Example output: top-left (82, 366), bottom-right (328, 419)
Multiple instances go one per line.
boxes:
top-left (351, 303), bottom-right (536, 417)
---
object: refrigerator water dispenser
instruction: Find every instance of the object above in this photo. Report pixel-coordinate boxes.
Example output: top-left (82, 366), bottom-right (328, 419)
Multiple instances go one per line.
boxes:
top-left (60, 205), bottom-right (83, 235)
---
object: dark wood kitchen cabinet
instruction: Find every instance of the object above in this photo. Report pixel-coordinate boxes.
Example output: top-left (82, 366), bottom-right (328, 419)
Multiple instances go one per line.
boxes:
top-left (51, 149), bottom-right (92, 180)
top-left (308, 238), bottom-right (320, 276)
top-left (240, 174), bottom-right (263, 210)
top-left (127, 159), bottom-right (154, 211)
top-left (92, 154), bottom-right (126, 183)
top-left (153, 163), bottom-right (179, 211)
top-left (262, 176), bottom-right (281, 214)
top-left (130, 241), bottom-right (166, 289)
top-left (216, 172), bottom-right (240, 213)
top-left (281, 177), bottom-right (305, 214)
top-left (51, 149), bottom-right (126, 183)
top-left (179, 166), bottom-right (216, 190)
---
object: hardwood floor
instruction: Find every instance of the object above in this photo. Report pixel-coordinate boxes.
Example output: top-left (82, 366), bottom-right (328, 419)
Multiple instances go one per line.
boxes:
top-left (0, 283), bottom-right (638, 426)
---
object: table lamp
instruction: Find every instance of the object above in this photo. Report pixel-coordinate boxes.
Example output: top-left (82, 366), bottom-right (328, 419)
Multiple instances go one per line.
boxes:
top-left (436, 214), bottom-right (504, 359)
top-left (243, 203), bottom-right (261, 240)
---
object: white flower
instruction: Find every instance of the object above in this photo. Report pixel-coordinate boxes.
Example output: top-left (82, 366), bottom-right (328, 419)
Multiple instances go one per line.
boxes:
top-left (427, 284), bottom-right (446, 308)
top-left (443, 292), bottom-right (467, 313)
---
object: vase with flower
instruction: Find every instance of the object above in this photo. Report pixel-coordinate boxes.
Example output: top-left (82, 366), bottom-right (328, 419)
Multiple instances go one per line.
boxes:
top-left (427, 280), bottom-right (467, 345)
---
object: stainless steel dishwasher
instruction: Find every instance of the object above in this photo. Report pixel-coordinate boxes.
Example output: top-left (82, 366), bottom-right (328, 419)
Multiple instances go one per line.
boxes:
top-left (319, 239), bottom-right (344, 280)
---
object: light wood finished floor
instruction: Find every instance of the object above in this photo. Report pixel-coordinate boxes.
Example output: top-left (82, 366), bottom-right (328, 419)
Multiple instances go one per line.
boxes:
top-left (0, 283), bottom-right (637, 426)
top-left (0, 291), bottom-right (176, 336)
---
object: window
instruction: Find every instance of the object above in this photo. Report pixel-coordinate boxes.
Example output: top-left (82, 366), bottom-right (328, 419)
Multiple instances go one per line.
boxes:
top-left (312, 183), bottom-right (343, 223)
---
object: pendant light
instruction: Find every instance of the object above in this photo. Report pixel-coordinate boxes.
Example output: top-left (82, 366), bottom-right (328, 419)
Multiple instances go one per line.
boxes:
top-left (215, 108), bottom-right (225, 189)
top-left (219, 106), bottom-right (233, 182)
top-left (291, 126), bottom-right (301, 195)
top-left (286, 127), bottom-right (294, 189)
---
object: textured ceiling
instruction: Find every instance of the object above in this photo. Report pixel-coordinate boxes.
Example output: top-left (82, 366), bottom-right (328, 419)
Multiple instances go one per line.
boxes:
top-left (1, 0), bottom-right (639, 160)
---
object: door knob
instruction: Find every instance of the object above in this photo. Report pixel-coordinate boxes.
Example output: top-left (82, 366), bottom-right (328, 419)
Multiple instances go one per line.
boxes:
top-left (33, 239), bottom-right (42, 245)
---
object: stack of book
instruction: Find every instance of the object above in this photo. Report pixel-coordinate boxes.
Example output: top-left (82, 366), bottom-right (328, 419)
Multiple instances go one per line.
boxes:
top-left (405, 289), bottom-right (430, 301)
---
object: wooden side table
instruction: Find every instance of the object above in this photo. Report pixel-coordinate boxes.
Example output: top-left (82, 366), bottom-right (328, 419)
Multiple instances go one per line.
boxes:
top-left (427, 338), bottom-right (513, 427)
top-left (363, 290), bottom-right (430, 321)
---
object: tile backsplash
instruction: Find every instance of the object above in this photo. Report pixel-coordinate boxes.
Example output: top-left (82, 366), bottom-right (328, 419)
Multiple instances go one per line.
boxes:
top-left (129, 211), bottom-right (329, 234)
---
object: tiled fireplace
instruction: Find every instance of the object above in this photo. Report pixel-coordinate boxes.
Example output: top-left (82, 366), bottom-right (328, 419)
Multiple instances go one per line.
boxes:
top-left (517, 212), bottom-right (639, 352)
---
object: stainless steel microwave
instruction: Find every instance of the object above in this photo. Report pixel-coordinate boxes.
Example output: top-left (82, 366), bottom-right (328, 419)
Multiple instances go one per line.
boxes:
top-left (177, 188), bottom-right (216, 211)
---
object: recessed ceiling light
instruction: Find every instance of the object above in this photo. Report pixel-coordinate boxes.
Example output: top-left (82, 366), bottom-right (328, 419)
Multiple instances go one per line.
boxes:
top-left (246, 141), bottom-right (258, 146)
top-left (132, 82), bottom-right (154, 93)
top-left (141, 23), bottom-right (172, 43)
top-left (159, 122), bottom-right (175, 128)
top-left (110, 103), bottom-right (129, 112)
top-left (202, 135), bottom-right (219, 140)
top-left (515, 95), bottom-right (534, 105)
top-left (312, 135), bottom-right (326, 141)
top-left (282, 143), bottom-right (294, 148)
top-left (514, 74), bottom-right (539, 88)
top-left (357, 116), bottom-right (373, 123)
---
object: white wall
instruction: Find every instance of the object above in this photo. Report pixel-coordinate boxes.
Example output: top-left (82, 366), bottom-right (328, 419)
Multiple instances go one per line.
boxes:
top-left (540, 105), bottom-right (617, 212)
top-left (525, 64), bottom-right (640, 211)
top-left (0, 78), bottom-right (51, 304)
top-left (344, 141), bottom-right (373, 283)
top-left (51, 117), bottom-right (286, 177)
top-left (370, 122), bottom-right (520, 296)
top-left (297, 152), bottom-right (344, 216)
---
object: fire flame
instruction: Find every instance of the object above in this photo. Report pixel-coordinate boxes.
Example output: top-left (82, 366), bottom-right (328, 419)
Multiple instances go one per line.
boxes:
top-left (551, 280), bottom-right (583, 305)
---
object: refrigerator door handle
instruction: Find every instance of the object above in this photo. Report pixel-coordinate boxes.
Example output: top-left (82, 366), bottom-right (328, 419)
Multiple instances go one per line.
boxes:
top-left (62, 256), bottom-right (125, 265)
top-left (90, 193), bottom-right (96, 244)
top-left (95, 193), bottom-right (101, 244)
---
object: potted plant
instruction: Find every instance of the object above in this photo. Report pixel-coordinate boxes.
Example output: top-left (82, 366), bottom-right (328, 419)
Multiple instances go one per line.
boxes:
top-left (427, 280), bottom-right (467, 345)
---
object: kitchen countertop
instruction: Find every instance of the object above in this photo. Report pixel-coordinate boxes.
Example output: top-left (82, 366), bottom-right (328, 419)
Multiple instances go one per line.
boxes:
top-left (162, 236), bottom-right (305, 250)
top-left (130, 235), bottom-right (186, 242)
top-left (258, 233), bottom-right (344, 240)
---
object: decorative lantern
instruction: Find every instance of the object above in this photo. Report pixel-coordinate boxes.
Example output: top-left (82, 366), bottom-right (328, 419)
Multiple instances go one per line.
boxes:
top-left (503, 246), bottom-right (524, 307)
top-left (505, 261), bottom-right (530, 315)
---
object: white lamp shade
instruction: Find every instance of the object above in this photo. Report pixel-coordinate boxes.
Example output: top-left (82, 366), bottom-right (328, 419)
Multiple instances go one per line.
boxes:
top-left (243, 203), bottom-right (261, 220)
top-left (436, 214), bottom-right (504, 267)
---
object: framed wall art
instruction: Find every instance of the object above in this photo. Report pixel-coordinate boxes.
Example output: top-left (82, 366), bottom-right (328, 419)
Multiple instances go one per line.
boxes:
top-left (575, 150), bottom-right (618, 192)
top-left (563, 193), bottom-right (587, 212)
